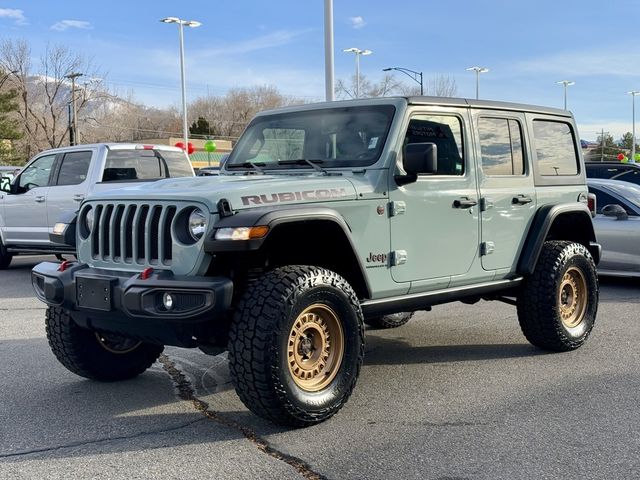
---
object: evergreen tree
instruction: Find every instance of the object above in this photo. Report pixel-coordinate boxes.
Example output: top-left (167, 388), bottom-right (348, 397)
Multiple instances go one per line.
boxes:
top-left (189, 116), bottom-right (211, 136)
top-left (0, 72), bottom-right (22, 164)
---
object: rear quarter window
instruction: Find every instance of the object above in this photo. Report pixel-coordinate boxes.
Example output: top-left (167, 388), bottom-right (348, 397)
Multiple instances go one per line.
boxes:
top-left (533, 120), bottom-right (579, 176)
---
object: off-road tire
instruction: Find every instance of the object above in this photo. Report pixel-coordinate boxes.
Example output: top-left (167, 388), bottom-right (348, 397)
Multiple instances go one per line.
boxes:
top-left (228, 265), bottom-right (365, 427)
top-left (364, 311), bottom-right (414, 329)
top-left (0, 237), bottom-right (12, 270)
top-left (517, 241), bottom-right (598, 351)
top-left (45, 306), bottom-right (163, 381)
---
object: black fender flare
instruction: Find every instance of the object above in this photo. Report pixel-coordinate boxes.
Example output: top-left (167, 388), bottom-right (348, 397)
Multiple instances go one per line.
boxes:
top-left (517, 202), bottom-right (600, 276)
top-left (204, 205), bottom-right (372, 297)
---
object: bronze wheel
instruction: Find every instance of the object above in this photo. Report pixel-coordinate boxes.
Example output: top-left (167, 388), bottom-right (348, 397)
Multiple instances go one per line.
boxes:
top-left (95, 332), bottom-right (142, 354)
top-left (558, 267), bottom-right (588, 329)
top-left (287, 304), bottom-right (344, 392)
top-left (517, 241), bottom-right (598, 352)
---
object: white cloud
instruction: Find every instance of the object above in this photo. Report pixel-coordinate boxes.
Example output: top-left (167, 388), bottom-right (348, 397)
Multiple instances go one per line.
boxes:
top-left (195, 30), bottom-right (310, 58)
top-left (349, 16), bottom-right (366, 29)
top-left (50, 20), bottom-right (93, 32)
top-left (0, 8), bottom-right (27, 25)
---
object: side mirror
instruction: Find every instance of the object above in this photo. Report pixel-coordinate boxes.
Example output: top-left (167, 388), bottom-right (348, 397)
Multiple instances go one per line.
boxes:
top-left (395, 143), bottom-right (438, 185)
top-left (0, 177), bottom-right (9, 193)
top-left (602, 204), bottom-right (628, 220)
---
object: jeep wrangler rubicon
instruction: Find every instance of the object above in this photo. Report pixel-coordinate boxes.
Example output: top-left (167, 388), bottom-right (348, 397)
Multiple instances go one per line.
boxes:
top-left (32, 97), bottom-right (600, 427)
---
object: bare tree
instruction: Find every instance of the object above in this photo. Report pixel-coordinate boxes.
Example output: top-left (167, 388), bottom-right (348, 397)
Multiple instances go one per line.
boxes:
top-left (0, 39), bottom-right (107, 159)
top-left (337, 73), bottom-right (458, 99)
top-left (188, 85), bottom-right (304, 140)
top-left (335, 73), bottom-right (403, 100)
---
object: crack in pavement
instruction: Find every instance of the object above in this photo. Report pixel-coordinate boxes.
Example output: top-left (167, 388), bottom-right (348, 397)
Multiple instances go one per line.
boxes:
top-left (0, 418), bottom-right (205, 459)
top-left (158, 354), bottom-right (326, 480)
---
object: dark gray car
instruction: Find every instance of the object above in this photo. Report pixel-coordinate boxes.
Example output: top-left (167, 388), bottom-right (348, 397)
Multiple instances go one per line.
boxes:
top-left (588, 178), bottom-right (640, 277)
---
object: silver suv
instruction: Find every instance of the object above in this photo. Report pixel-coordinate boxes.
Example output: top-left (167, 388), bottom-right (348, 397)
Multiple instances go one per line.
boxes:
top-left (32, 97), bottom-right (600, 427)
top-left (0, 144), bottom-right (194, 268)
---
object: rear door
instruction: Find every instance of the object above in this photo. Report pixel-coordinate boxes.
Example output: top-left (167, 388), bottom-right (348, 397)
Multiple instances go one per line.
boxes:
top-left (46, 150), bottom-right (94, 230)
top-left (2, 154), bottom-right (56, 245)
top-left (473, 111), bottom-right (537, 271)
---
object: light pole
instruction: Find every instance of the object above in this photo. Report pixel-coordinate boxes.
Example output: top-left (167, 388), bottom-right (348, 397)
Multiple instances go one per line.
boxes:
top-left (324, 0), bottom-right (335, 102)
top-left (383, 67), bottom-right (423, 95)
top-left (556, 80), bottom-right (575, 110)
top-left (343, 47), bottom-right (372, 98)
top-left (629, 91), bottom-right (640, 163)
top-left (161, 16), bottom-right (201, 151)
top-left (64, 72), bottom-right (83, 146)
top-left (466, 66), bottom-right (489, 99)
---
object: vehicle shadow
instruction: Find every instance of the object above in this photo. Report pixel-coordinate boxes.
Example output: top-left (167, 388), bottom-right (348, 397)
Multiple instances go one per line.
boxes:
top-left (363, 334), bottom-right (546, 366)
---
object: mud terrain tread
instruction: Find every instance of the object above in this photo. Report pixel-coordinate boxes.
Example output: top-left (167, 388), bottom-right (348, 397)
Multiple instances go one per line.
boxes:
top-left (45, 306), bottom-right (163, 381)
top-left (228, 265), bottom-right (364, 427)
top-left (517, 241), bottom-right (598, 352)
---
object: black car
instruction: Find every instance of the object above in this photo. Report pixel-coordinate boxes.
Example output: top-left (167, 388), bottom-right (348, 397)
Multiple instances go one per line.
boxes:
top-left (585, 161), bottom-right (640, 186)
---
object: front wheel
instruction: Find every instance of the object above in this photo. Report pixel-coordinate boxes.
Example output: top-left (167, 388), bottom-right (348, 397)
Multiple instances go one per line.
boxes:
top-left (45, 306), bottom-right (163, 381)
top-left (0, 237), bottom-right (12, 270)
top-left (517, 241), bottom-right (598, 351)
top-left (228, 266), bottom-right (364, 427)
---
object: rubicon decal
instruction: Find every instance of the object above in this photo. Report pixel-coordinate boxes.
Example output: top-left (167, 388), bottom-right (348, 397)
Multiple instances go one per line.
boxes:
top-left (241, 188), bottom-right (348, 206)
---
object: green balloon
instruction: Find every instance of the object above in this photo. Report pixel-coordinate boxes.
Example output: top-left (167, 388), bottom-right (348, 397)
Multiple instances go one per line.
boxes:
top-left (635, 153), bottom-right (640, 161)
top-left (204, 140), bottom-right (217, 152)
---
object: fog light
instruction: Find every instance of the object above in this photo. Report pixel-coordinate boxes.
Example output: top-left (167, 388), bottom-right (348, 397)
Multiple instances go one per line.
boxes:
top-left (162, 292), bottom-right (174, 310)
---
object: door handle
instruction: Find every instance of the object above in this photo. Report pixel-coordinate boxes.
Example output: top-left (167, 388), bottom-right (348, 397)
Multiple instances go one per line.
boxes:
top-left (512, 195), bottom-right (533, 205)
top-left (35, 196), bottom-right (45, 203)
top-left (453, 197), bottom-right (478, 209)
top-left (73, 194), bottom-right (85, 202)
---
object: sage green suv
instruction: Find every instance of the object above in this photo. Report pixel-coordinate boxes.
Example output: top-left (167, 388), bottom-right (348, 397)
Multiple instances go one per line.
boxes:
top-left (32, 97), bottom-right (600, 427)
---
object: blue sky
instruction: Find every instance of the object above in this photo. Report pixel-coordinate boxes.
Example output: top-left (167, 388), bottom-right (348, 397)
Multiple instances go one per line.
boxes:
top-left (1, 0), bottom-right (640, 140)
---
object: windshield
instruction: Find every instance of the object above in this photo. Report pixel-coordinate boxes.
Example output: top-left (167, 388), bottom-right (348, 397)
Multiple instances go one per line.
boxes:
top-left (102, 149), bottom-right (193, 182)
top-left (606, 181), bottom-right (640, 209)
top-left (226, 105), bottom-right (396, 170)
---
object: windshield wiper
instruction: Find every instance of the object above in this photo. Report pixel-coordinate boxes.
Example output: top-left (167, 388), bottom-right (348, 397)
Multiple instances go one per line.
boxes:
top-left (227, 161), bottom-right (265, 174)
top-left (278, 159), bottom-right (327, 175)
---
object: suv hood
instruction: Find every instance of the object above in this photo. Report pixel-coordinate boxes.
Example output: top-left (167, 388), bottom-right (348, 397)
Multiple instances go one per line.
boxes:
top-left (87, 174), bottom-right (358, 212)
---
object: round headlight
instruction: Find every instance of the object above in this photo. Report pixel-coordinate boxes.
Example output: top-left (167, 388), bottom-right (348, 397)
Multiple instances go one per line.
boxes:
top-left (84, 207), bottom-right (94, 233)
top-left (188, 208), bottom-right (207, 241)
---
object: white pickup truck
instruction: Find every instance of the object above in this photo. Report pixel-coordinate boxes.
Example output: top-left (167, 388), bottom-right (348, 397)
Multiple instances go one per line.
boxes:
top-left (0, 143), bottom-right (194, 269)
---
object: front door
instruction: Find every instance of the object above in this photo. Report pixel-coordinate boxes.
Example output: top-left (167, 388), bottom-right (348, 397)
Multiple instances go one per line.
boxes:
top-left (472, 112), bottom-right (537, 271)
top-left (3, 154), bottom-right (56, 245)
top-left (389, 109), bottom-right (480, 286)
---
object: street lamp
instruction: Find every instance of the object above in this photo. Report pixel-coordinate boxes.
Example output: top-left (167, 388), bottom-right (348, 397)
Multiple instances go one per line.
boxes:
top-left (466, 66), bottom-right (489, 99)
top-left (161, 16), bottom-right (201, 151)
top-left (65, 72), bottom-right (83, 146)
top-left (556, 80), bottom-right (575, 110)
top-left (383, 67), bottom-right (423, 95)
top-left (628, 91), bottom-right (640, 163)
top-left (343, 47), bottom-right (372, 98)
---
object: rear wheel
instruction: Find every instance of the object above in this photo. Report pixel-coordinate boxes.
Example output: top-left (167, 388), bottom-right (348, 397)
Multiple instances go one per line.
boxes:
top-left (228, 266), bottom-right (364, 427)
top-left (0, 238), bottom-right (12, 270)
top-left (517, 241), bottom-right (598, 351)
top-left (364, 311), bottom-right (414, 329)
top-left (45, 306), bottom-right (163, 381)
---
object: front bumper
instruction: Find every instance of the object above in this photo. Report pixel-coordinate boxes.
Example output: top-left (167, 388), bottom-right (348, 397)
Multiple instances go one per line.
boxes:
top-left (32, 262), bottom-right (233, 347)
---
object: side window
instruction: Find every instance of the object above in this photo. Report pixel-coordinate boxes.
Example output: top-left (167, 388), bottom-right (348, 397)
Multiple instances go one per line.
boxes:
top-left (478, 117), bottom-right (525, 176)
top-left (404, 115), bottom-right (464, 175)
top-left (588, 187), bottom-right (632, 215)
top-left (533, 120), bottom-right (579, 176)
top-left (18, 155), bottom-right (56, 190)
top-left (55, 151), bottom-right (92, 186)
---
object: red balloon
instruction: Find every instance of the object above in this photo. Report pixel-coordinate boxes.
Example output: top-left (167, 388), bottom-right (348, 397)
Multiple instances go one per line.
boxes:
top-left (175, 142), bottom-right (185, 150)
top-left (187, 142), bottom-right (195, 155)
top-left (617, 153), bottom-right (625, 161)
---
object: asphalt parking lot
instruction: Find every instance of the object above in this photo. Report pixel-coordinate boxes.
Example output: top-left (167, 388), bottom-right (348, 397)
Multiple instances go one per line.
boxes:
top-left (1, 255), bottom-right (639, 480)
